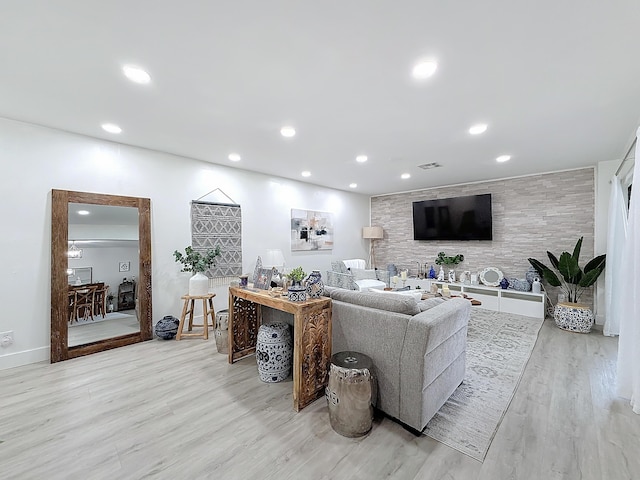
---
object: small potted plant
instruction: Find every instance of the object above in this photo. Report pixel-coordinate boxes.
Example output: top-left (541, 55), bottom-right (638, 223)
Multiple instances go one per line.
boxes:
top-left (174, 245), bottom-right (221, 295)
top-left (528, 237), bottom-right (605, 333)
top-left (286, 266), bottom-right (307, 302)
top-left (435, 252), bottom-right (464, 283)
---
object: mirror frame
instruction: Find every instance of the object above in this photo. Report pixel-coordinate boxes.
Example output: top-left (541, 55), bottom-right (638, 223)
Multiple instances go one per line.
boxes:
top-left (51, 189), bottom-right (153, 362)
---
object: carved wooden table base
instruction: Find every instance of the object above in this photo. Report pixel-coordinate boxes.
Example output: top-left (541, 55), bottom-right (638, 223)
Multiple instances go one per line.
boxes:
top-left (228, 286), bottom-right (332, 411)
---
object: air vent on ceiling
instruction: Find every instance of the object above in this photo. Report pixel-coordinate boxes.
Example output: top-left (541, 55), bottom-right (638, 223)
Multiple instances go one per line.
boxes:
top-left (417, 162), bottom-right (442, 170)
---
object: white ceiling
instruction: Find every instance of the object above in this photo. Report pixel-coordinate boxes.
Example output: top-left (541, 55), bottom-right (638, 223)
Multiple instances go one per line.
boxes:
top-left (2, 1), bottom-right (639, 195)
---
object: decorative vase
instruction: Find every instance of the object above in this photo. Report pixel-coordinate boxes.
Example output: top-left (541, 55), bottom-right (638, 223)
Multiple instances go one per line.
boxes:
top-left (305, 270), bottom-right (324, 298)
top-left (553, 302), bottom-right (594, 333)
top-left (189, 271), bottom-right (209, 296)
top-left (155, 315), bottom-right (180, 340)
top-left (499, 277), bottom-right (510, 289)
top-left (428, 265), bottom-right (436, 279)
top-left (525, 266), bottom-right (539, 284)
top-left (508, 278), bottom-right (531, 292)
top-left (532, 278), bottom-right (542, 294)
top-left (448, 269), bottom-right (456, 283)
top-left (288, 282), bottom-right (307, 302)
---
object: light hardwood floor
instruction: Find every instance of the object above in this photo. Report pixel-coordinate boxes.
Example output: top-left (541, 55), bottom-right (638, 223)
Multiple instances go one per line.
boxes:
top-left (1, 319), bottom-right (638, 479)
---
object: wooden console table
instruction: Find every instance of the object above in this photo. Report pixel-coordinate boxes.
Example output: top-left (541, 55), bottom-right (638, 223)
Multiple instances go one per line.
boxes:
top-left (228, 286), bottom-right (332, 411)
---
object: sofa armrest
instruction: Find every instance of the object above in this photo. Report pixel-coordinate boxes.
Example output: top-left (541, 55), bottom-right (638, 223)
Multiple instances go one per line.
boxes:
top-left (325, 270), bottom-right (357, 290)
top-left (399, 298), bottom-right (471, 431)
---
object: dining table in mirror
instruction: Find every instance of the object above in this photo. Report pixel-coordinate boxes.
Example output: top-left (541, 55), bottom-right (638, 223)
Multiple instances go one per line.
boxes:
top-left (51, 189), bottom-right (152, 362)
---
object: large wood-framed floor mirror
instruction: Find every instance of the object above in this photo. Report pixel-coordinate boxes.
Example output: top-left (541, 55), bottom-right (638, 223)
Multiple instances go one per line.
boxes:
top-left (51, 189), bottom-right (152, 362)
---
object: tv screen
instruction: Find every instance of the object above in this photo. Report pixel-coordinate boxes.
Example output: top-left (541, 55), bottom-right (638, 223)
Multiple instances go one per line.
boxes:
top-left (412, 194), bottom-right (492, 241)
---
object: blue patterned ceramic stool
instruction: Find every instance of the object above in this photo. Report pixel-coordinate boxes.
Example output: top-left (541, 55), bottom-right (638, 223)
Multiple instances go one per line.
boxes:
top-left (256, 323), bottom-right (293, 382)
top-left (326, 351), bottom-right (375, 437)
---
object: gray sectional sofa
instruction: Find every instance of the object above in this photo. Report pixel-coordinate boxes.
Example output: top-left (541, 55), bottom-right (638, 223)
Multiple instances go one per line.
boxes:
top-left (326, 286), bottom-right (471, 432)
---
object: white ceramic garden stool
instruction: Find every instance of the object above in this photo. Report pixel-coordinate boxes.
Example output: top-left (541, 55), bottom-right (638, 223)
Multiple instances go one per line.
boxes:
top-left (256, 323), bottom-right (293, 382)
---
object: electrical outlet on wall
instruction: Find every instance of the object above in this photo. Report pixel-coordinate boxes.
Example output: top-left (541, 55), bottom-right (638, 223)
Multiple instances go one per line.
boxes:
top-left (0, 331), bottom-right (14, 347)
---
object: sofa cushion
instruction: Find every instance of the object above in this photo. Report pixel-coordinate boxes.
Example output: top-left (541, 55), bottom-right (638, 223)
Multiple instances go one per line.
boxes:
top-left (330, 288), bottom-right (421, 316)
top-left (368, 288), bottom-right (424, 301)
top-left (355, 278), bottom-right (387, 291)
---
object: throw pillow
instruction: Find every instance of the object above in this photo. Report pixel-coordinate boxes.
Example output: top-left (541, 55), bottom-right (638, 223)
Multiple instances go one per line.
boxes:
top-left (331, 261), bottom-right (349, 274)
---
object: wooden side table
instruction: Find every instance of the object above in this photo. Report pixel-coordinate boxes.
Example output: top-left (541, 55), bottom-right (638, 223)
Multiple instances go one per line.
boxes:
top-left (228, 286), bottom-right (332, 411)
top-left (176, 293), bottom-right (216, 340)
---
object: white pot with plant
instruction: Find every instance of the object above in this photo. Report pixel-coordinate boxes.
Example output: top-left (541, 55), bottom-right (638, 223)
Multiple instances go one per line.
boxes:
top-left (528, 237), bottom-right (606, 333)
top-left (174, 245), bottom-right (221, 296)
top-left (286, 266), bottom-right (307, 302)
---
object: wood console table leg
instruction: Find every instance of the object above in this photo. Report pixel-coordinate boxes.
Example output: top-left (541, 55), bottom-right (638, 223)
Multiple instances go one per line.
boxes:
top-left (293, 303), bottom-right (332, 411)
top-left (228, 294), bottom-right (259, 362)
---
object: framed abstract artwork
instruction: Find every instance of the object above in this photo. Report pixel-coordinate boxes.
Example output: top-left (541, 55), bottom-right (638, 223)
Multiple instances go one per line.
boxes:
top-left (291, 209), bottom-right (334, 251)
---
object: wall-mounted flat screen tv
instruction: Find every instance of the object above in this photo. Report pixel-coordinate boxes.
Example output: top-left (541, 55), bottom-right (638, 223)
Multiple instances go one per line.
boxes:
top-left (412, 193), bottom-right (492, 241)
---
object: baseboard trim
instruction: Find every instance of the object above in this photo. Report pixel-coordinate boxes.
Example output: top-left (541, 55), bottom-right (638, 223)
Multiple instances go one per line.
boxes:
top-left (0, 346), bottom-right (49, 371)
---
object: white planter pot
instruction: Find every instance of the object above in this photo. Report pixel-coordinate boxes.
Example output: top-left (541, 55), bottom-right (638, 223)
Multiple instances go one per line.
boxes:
top-left (553, 302), bottom-right (594, 333)
top-left (189, 272), bottom-right (209, 296)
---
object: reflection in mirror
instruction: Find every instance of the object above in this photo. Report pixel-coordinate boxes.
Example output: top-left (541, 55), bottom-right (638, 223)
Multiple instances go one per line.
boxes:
top-left (51, 190), bottom-right (152, 362)
top-left (67, 203), bottom-right (141, 347)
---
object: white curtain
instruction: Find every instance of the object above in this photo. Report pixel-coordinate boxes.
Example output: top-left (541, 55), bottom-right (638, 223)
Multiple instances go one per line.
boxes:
top-left (617, 127), bottom-right (640, 414)
top-left (604, 175), bottom-right (628, 336)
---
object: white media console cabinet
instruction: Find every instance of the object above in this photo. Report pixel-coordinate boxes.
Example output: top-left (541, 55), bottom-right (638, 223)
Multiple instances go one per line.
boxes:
top-left (404, 278), bottom-right (546, 319)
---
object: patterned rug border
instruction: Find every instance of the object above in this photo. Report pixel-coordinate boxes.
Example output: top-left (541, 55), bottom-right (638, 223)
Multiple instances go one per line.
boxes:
top-left (423, 309), bottom-right (544, 462)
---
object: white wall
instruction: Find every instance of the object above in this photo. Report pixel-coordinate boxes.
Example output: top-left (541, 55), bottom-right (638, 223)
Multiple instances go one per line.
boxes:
top-left (0, 118), bottom-right (371, 369)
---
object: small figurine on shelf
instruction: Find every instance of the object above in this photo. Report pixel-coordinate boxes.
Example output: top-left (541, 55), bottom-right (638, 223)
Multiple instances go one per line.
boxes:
top-left (437, 266), bottom-right (445, 281)
top-left (429, 265), bottom-right (436, 279)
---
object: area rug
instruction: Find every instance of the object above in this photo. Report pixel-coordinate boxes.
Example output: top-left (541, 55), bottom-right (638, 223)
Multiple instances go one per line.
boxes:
top-left (423, 309), bottom-right (544, 461)
top-left (69, 311), bottom-right (135, 327)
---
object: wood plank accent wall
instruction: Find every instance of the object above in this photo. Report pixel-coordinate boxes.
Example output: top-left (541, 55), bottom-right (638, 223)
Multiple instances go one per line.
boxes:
top-left (371, 168), bottom-right (595, 308)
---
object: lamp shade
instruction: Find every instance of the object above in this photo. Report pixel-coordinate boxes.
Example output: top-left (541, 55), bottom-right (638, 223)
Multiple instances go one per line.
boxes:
top-left (263, 249), bottom-right (285, 268)
top-left (362, 226), bottom-right (384, 239)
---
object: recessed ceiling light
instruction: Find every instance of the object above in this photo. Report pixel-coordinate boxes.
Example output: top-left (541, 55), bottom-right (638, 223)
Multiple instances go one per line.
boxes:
top-left (401, 173), bottom-right (411, 179)
top-left (281, 126), bottom-right (296, 137)
top-left (412, 60), bottom-right (438, 79)
top-left (228, 153), bottom-right (241, 162)
top-left (349, 183), bottom-right (358, 188)
top-left (496, 155), bottom-right (511, 163)
top-left (122, 65), bottom-right (151, 84)
top-left (301, 171), bottom-right (311, 177)
top-left (356, 155), bottom-right (368, 163)
top-left (77, 210), bottom-right (90, 216)
top-left (101, 123), bottom-right (122, 134)
top-left (469, 123), bottom-right (488, 135)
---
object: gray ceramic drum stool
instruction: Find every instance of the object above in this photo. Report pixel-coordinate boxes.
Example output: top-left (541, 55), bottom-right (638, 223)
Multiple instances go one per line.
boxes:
top-left (325, 351), bottom-right (375, 437)
top-left (256, 323), bottom-right (293, 382)
top-left (214, 309), bottom-right (229, 354)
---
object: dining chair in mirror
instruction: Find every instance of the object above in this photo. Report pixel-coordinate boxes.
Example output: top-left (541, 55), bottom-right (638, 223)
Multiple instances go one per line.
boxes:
top-left (51, 189), bottom-right (152, 362)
